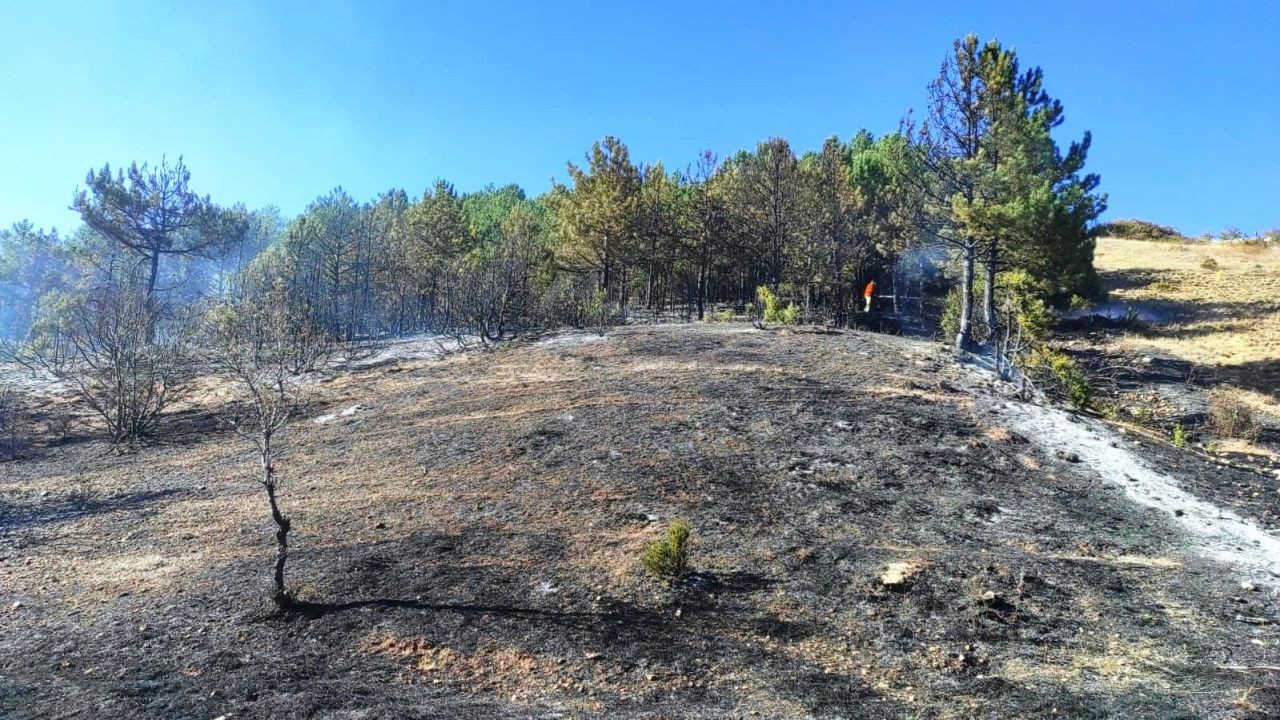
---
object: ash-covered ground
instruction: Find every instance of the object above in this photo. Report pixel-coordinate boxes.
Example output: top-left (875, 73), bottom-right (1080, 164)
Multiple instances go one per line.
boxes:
top-left (2, 323), bottom-right (1277, 719)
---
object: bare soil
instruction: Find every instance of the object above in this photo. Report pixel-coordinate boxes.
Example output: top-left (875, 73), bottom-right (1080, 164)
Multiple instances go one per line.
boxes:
top-left (2, 323), bottom-right (1278, 719)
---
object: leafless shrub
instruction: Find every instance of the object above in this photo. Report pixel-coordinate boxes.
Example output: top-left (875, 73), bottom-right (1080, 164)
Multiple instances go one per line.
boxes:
top-left (205, 290), bottom-right (331, 609)
top-left (1208, 392), bottom-right (1262, 442)
top-left (20, 284), bottom-right (189, 443)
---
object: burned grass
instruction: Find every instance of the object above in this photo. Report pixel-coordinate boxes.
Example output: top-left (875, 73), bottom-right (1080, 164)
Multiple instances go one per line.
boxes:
top-left (1, 324), bottom-right (1277, 718)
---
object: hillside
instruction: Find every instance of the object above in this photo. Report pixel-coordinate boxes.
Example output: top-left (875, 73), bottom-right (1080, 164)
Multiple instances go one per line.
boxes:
top-left (1093, 236), bottom-right (1279, 390)
top-left (2, 323), bottom-right (1278, 718)
top-left (1070, 237), bottom-right (1280, 467)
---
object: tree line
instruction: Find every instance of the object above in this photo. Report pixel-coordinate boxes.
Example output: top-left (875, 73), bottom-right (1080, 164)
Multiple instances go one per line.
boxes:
top-left (1, 35), bottom-right (1105, 442)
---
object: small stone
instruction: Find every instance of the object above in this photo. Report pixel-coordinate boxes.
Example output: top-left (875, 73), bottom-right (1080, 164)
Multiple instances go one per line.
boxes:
top-left (11, 601), bottom-right (22, 609)
top-left (881, 561), bottom-right (923, 587)
top-left (1241, 581), bottom-right (1257, 592)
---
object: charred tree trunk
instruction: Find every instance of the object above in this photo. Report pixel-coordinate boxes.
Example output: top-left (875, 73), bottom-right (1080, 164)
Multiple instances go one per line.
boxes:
top-left (956, 239), bottom-right (976, 354)
top-left (261, 445), bottom-right (291, 610)
top-left (696, 256), bottom-right (707, 320)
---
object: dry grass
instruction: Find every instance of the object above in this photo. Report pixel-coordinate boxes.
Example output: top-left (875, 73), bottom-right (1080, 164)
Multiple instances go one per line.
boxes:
top-left (1094, 236), bottom-right (1280, 369)
top-left (1094, 236), bottom-right (1280, 430)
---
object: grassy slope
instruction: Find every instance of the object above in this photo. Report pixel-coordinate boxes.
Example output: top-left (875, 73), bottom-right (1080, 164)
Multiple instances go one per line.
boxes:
top-left (1093, 236), bottom-right (1280, 412)
top-left (2, 324), bottom-right (1277, 718)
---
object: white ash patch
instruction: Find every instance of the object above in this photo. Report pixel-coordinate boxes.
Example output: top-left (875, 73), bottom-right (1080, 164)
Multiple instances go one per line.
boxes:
top-left (992, 398), bottom-right (1280, 581)
top-left (331, 334), bottom-right (466, 370)
top-left (313, 404), bottom-right (364, 425)
top-left (535, 332), bottom-right (610, 349)
top-left (0, 363), bottom-right (70, 397)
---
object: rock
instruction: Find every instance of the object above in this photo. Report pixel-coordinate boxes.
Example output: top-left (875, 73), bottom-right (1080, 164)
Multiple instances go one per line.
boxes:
top-left (1240, 581), bottom-right (1258, 592)
top-left (881, 561), bottom-right (923, 588)
top-left (11, 601), bottom-right (22, 609)
top-left (1055, 450), bottom-right (1081, 463)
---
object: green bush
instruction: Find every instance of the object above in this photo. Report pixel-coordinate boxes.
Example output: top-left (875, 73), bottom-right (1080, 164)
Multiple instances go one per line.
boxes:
top-left (940, 271), bottom-right (1048, 345)
top-left (940, 281), bottom-right (989, 343)
top-left (755, 285), bottom-right (799, 325)
top-left (780, 302), bottom-right (801, 325)
top-left (1028, 346), bottom-right (1092, 409)
top-left (1097, 219), bottom-right (1184, 242)
top-left (940, 285), bottom-right (963, 341)
top-left (1171, 423), bottom-right (1187, 449)
top-left (709, 308), bottom-right (736, 323)
top-left (998, 270), bottom-right (1052, 344)
top-left (643, 519), bottom-right (691, 581)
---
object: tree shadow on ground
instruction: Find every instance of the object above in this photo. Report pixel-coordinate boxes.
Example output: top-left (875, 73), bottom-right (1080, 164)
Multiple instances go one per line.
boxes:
top-left (0, 487), bottom-right (184, 531)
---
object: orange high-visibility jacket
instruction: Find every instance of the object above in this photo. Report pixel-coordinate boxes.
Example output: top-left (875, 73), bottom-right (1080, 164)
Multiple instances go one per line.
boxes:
top-left (863, 281), bottom-right (876, 299)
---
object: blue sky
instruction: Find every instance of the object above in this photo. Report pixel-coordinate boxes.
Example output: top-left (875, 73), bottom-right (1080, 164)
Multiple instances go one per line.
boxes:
top-left (1, 1), bottom-right (1277, 236)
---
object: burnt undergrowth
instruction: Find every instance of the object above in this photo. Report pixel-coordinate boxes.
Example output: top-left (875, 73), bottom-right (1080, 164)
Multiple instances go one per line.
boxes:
top-left (1, 324), bottom-right (1276, 719)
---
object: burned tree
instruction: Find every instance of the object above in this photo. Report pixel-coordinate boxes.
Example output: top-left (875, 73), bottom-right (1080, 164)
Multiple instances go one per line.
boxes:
top-left (206, 291), bottom-right (329, 609)
top-left (74, 158), bottom-right (240, 313)
top-left (0, 383), bottom-right (28, 460)
top-left (438, 205), bottom-right (543, 347)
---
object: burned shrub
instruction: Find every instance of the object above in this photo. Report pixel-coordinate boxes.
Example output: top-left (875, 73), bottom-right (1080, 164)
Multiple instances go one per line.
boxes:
top-left (205, 291), bottom-right (330, 609)
top-left (0, 384), bottom-right (28, 459)
top-left (1208, 392), bottom-right (1262, 442)
top-left (643, 519), bottom-right (691, 582)
top-left (21, 285), bottom-right (189, 443)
